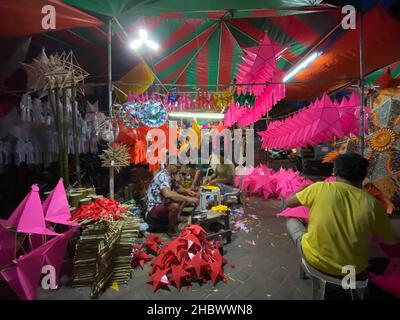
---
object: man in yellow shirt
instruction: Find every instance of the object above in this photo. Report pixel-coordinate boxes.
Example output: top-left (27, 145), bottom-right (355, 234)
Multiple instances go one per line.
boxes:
top-left (286, 153), bottom-right (399, 277)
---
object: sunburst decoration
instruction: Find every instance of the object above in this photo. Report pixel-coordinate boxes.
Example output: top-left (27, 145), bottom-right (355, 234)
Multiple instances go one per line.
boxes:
top-left (370, 128), bottom-right (396, 152)
top-left (347, 96), bottom-right (400, 210)
top-left (99, 143), bottom-right (131, 173)
top-left (21, 49), bottom-right (89, 93)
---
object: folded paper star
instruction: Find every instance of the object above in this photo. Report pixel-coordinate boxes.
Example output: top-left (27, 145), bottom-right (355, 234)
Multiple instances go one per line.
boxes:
top-left (185, 224), bottom-right (207, 238)
top-left (186, 251), bottom-right (209, 279)
top-left (147, 268), bottom-right (170, 293)
top-left (146, 234), bottom-right (164, 252)
top-left (169, 264), bottom-right (190, 290)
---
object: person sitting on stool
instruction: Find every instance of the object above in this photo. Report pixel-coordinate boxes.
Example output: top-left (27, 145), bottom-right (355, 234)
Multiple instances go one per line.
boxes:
top-left (204, 149), bottom-right (235, 195)
top-left (146, 162), bottom-right (199, 236)
top-left (286, 153), bottom-right (400, 286)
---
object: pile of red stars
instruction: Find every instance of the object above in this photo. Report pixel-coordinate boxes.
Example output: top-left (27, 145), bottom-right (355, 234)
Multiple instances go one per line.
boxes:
top-left (131, 225), bottom-right (228, 292)
top-left (70, 197), bottom-right (127, 222)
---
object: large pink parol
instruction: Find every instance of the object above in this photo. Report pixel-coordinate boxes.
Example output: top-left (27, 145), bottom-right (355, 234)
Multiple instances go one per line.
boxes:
top-left (225, 33), bottom-right (286, 128)
top-left (258, 92), bottom-right (369, 149)
top-left (236, 165), bottom-right (312, 201)
top-left (0, 179), bottom-right (76, 300)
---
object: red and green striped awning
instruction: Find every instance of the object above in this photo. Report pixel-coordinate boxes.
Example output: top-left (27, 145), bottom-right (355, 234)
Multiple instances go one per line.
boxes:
top-left (112, 10), bottom-right (341, 91)
top-left (18, 1), bottom-right (400, 100)
top-left (0, 0), bottom-right (102, 38)
top-left (63, 0), bottom-right (336, 19)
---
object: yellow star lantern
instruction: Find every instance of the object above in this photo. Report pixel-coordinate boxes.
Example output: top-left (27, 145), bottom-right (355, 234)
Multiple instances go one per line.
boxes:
top-left (188, 120), bottom-right (201, 149)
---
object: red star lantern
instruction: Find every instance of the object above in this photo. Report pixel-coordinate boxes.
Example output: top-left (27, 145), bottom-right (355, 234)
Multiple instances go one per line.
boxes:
top-left (180, 233), bottom-right (202, 251)
top-left (147, 268), bottom-right (170, 292)
top-left (151, 252), bottom-right (167, 272)
top-left (186, 224), bottom-right (207, 238)
top-left (186, 251), bottom-right (209, 278)
top-left (208, 259), bottom-right (224, 284)
top-left (146, 225), bottom-right (229, 293)
top-left (164, 253), bottom-right (180, 267)
top-left (169, 264), bottom-right (190, 290)
top-left (132, 251), bottom-right (153, 269)
top-left (162, 238), bottom-right (187, 257)
top-left (146, 234), bottom-right (164, 252)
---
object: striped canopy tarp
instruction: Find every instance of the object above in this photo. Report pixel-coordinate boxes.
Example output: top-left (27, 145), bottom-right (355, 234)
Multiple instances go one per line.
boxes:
top-left (63, 0), bottom-right (335, 19)
top-left (113, 10), bottom-right (342, 91)
top-left (24, 1), bottom-right (400, 99)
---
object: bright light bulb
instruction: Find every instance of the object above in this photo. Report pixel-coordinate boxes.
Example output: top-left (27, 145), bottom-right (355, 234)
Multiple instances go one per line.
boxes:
top-left (169, 112), bottom-right (224, 120)
top-left (139, 29), bottom-right (148, 40)
top-left (130, 38), bottom-right (143, 49)
top-left (145, 39), bottom-right (159, 50)
top-left (130, 29), bottom-right (159, 51)
top-left (283, 51), bottom-right (322, 82)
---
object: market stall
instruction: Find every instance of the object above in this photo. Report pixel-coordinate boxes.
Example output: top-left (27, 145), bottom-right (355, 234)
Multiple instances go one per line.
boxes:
top-left (0, 0), bottom-right (400, 301)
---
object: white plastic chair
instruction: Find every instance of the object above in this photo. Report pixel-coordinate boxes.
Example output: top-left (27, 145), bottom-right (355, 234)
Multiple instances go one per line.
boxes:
top-left (300, 255), bottom-right (368, 300)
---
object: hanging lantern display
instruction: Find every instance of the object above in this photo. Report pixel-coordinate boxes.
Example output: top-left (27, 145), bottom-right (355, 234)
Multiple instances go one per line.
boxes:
top-left (99, 143), bottom-right (131, 173)
top-left (233, 88), bottom-right (255, 107)
top-left (119, 102), bottom-right (142, 128)
top-left (127, 90), bottom-right (230, 112)
top-left (139, 100), bottom-right (167, 127)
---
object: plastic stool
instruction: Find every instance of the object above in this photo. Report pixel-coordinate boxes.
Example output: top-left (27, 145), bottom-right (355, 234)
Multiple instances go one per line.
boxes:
top-left (300, 256), bottom-right (368, 300)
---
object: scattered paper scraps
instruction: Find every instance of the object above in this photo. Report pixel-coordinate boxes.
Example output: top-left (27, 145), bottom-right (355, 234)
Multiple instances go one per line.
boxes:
top-left (111, 281), bottom-right (119, 292)
top-left (245, 240), bottom-right (256, 246)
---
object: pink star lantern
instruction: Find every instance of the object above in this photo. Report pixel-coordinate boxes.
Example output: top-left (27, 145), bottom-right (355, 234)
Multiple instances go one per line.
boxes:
top-left (5, 184), bottom-right (59, 236)
top-left (370, 259), bottom-right (400, 297)
top-left (277, 206), bottom-right (310, 223)
top-left (249, 174), bottom-right (272, 194)
top-left (43, 179), bottom-right (76, 225)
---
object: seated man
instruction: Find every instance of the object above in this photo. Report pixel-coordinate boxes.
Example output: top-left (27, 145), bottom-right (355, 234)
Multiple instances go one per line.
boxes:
top-left (146, 163), bottom-right (199, 236)
top-left (204, 150), bottom-right (235, 194)
top-left (189, 149), bottom-right (211, 191)
top-left (286, 153), bottom-right (400, 280)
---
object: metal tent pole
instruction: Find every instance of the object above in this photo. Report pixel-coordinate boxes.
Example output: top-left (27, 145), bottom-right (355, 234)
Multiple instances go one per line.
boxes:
top-left (108, 18), bottom-right (115, 199)
top-left (71, 85), bottom-right (81, 187)
top-left (359, 11), bottom-right (365, 156)
top-left (62, 88), bottom-right (70, 189)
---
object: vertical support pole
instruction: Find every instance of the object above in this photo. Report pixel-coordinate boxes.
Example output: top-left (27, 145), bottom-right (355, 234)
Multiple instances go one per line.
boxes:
top-left (108, 18), bottom-right (115, 199)
top-left (359, 11), bottom-right (365, 156)
top-left (55, 88), bottom-right (65, 180)
top-left (71, 85), bottom-right (81, 187)
top-left (62, 88), bottom-right (70, 189)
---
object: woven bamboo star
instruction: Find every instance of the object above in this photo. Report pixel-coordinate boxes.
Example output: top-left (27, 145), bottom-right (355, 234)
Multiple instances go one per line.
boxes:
top-left (21, 49), bottom-right (89, 93)
top-left (99, 143), bottom-right (131, 173)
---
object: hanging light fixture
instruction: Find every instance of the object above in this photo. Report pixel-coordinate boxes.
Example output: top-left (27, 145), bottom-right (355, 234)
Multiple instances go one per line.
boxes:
top-left (169, 112), bottom-right (225, 120)
top-left (283, 51), bottom-right (322, 82)
top-left (129, 29), bottom-right (159, 50)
